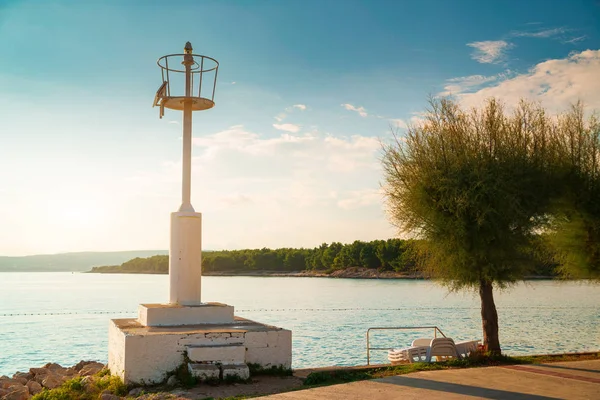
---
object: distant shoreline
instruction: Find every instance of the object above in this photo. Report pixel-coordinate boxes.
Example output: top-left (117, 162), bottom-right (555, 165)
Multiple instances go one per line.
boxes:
top-left (87, 267), bottom-right (556, 280)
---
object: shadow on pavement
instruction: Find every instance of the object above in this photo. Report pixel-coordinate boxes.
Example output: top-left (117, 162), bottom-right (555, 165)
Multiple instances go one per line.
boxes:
top-left (374, 376), bottom-right (559, 400)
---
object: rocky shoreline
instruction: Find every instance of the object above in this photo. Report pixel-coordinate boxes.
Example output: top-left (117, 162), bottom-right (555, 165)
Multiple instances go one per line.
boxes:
top-left (207, 267), bottom-right (425, 279)
top-left (0, 361), bottom-right (304, 400)
top-left (0, 361), bottom-right (105, 400)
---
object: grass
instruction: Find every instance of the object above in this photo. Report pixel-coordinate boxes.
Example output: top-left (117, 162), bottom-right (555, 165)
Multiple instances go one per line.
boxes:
top-left (31, 372), bottom-right (127, 400)
top-left (247, 363), bottom-right (293, 377)
top-left (302, 351), bottom-right (600, 387)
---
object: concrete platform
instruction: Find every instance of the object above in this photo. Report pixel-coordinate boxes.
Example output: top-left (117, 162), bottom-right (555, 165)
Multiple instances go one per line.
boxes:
top-left (259, 359), bottom-right (600, 399)
top-left (109, 315), bottom-right (291, 384)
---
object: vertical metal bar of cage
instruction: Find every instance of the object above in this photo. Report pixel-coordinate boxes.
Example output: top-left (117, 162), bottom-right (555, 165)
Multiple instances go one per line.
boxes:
top-left (161, 67), bottom-right (165, 85)
top-left (165, 57), bottom-right (171, 96)
top-left (212, 65), bottom-right (219, 101)
top-left (198, 57), bottom-right (204, 98)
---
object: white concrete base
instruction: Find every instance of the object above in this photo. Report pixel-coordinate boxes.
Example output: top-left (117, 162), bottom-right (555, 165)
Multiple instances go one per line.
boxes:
top-left (187, 344), bottom-right (245, 364)
top-left (108, 316), bottom-right (292, 384)
top-left (188, 363), bottom-right (220, 381)
top-left (222, 364), bottom-right (250, 380)
top-left (138, 303), bottom-right (234, 326)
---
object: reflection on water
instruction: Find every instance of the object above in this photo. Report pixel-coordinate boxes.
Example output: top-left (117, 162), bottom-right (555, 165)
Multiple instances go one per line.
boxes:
top-left (0, 273), bottom-right (599, 374)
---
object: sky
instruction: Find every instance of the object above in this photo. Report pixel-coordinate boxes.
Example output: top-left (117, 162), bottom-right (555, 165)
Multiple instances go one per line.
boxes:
top-left (0, 0), bottom-right (599, 256)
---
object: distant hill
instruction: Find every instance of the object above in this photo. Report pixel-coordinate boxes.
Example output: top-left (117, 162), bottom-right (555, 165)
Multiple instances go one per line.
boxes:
top-left (0, 250), bottom-right (168, 272)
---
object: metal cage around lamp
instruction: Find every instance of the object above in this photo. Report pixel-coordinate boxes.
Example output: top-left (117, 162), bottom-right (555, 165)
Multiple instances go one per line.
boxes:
top-left (153, 48), bottom-right (219, 118)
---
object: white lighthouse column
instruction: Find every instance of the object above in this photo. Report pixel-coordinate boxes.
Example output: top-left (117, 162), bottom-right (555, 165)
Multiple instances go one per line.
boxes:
top-left (169, 211), bottom-right (202, 305)
top-left (169, 43), bottom-right (203, 305)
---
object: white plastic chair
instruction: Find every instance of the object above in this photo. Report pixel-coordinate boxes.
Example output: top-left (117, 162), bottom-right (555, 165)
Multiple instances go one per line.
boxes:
top-left (388, 345), bottom-right (429, 364)
top-left (412, 338), bottom-right (433, 347)
top-left (426, 337), bottom-right (460, 362)
top-left (455, 340), bottom-right (480, 358)
top-left (388, 338), bottom-right (432, 364)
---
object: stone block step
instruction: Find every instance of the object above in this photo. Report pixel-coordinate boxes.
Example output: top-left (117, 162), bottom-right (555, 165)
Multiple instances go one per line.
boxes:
top-left (222, 363), bottom-right (250, 380)
top-left (187, 363), bottom-right (220, 381)
top-left (187, 362), bottom-right (250, 381)
top-left (187, 344), bottom-right (246, 364)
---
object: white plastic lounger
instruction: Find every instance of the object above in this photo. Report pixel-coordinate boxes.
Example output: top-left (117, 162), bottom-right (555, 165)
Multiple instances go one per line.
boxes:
top-left (388, 338), bottom-right (432, 364)
top-left (388, 345), bottom-right (429, 364)
top-left (426, 337), bottom-right (460, 362)
top-left (455, 340), bottom-right (480, 358)
top-left (411, 338), bottom-right (433, 347)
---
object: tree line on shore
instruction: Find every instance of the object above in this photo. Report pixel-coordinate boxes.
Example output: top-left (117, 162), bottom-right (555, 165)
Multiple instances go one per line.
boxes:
top-left (89, 238), bottom-right (557, 275)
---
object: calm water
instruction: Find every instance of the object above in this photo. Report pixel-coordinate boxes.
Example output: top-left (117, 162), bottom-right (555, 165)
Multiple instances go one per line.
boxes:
top-left (1, 273), bottom-right (599, 375)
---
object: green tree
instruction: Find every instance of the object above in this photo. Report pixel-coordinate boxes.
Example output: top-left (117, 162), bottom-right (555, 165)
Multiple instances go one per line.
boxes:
top-left (545, 104), bottom-right (600, 279)
top-left (359, 242), bottom-right (380, 269)
top-left (382, 98), bottom-right (561, 354)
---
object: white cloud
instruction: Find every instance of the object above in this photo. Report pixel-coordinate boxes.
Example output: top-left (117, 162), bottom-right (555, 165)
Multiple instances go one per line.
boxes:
top-left (192, 125), bottom-right (380, 172)
top-left (337, 189), bottom-right (382, 210)
top-left (511, 27), bottom-right (567, 38)
top-left (273, 123), bottom-right (301, 133)
top-left (389, 118), bottom-right (408, 129)
top-left (185, 126), bottom-right (393, 248)
top-left (273, 104), bottom-right (306, 122)
top-left (231, 81), bottom-right (236, 85)
top-left (563, 35), bottom-right (587, 44)
top-left (467, 40), bottom-right (513, 64)
top-left (455, 49), bottom-right (600, 112)
top-left (439, 71), bottom-right (514, 96)
top-left (341, 103), bottom-right (368, 117)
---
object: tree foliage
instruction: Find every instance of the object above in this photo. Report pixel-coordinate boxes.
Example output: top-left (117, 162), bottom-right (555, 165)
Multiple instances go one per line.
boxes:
top-left (90, 239), bottom-right (417, 274)
top-left (381, 97), bottom-right (600, 354)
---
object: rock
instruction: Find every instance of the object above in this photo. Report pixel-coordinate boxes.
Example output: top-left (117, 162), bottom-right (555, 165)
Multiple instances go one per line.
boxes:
top-left (41, 373), bottom-right (63, 389)
top-left (73, 360), bottom-right (89, 372)
top-left (166, 375), bottom-right (178, 386)
top-left (2, 385), bottom-right (29, 400)
top-left (79, 362), bottom-right (105, 376)
top-left (11, 373), bottom-right (32, 383)
top-left (43, 363), bottom-right (63, 372)
top-left (128, 387), bottom-right (143, 396)
top-left (100, 394), bottom-right (121, 400)
top-left (26, 380), bottom-right (42, 395)
top-left (29, 368), bottom-right (48, 380)
top-left (10, 378), bottom-right (27, 386)
top-left (0, 379), bottom-right (22, 390)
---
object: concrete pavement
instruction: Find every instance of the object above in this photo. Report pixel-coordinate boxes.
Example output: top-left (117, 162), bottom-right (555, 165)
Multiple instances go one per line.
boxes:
top-left (258, 360), bottom-right (600, 399)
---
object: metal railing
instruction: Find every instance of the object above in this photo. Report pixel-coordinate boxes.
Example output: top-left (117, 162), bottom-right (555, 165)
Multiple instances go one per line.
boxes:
top-left (366, 326), bottom-right (446, 365)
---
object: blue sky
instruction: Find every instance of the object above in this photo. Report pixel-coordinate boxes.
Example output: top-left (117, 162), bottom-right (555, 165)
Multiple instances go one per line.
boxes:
top-left (1, 0), bottom-right (599, 256)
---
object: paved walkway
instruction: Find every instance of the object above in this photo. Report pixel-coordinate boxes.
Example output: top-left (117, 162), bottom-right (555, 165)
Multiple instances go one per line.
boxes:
top-left (258, 360), bottom-right (600, 399)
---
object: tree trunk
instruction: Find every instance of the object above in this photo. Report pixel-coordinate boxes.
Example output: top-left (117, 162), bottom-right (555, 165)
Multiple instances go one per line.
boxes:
top-left (479, 279), bottom-right (501, 355)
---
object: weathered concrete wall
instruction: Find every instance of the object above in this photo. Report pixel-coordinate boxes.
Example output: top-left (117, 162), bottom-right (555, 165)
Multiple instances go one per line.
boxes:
top-left (246, 329), bottom-right (292, 368)
top-left (107, 320), bottom-right (126, 381)
top-left (108, 318), bottom-right (292, 384)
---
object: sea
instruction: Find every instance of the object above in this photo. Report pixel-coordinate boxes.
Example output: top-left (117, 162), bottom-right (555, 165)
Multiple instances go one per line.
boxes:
top-left (1, 273), bottom-right (599, 376)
